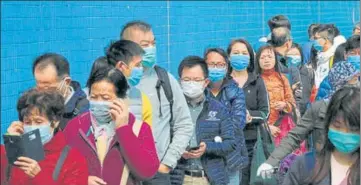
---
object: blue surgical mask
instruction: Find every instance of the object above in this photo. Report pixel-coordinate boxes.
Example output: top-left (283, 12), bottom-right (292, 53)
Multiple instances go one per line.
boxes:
top-left (128, 67), bottom-right (143, 86)
top-left (313, 40), bottom-right (323, 52)
top-left (347, 55), bottom-right (360, 71)
top-left (230, 55), bottom-right (250, 71)
top-left (24, 124), bottom-right (53, 145)
top-left (209, 67), bottom-right (226, 82)
top-left (286, 56), bottom-right (302, 68)
top-left (328, 128), bottom-right (360, 154)
top-left (89, 101), bottom-right (113, 125)
top-left (142, 46), bottom-right (157, 68)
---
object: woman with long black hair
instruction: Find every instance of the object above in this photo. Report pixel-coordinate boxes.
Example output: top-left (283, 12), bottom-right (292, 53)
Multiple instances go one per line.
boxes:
top-left (283, 86), bottom-right (360, 185)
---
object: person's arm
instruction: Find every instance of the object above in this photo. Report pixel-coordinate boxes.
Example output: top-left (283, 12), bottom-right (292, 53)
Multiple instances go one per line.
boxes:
top-left (204, 117), bottom-right (237, 156)
top-left (229, 84), bottom-right (247, 129)
top-left (282, 155), bottom-right (307, 185)
top-left (265, 101), bottom-right (320, 166)
top-left (141, 92), bottom-right (152, 128)
top-left (282, 75), bottom-right (296, 113)
top-left (161, 74), bottom-right (193, 169)
top-left (116, 116), bottom-right (160, 180)
top-left (249, 78), bottom-right (270, 123)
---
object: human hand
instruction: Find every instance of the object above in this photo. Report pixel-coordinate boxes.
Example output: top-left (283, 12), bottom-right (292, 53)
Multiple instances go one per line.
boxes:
top-left (246, 109), bottom-right (253, 124)
top-left (188, 142), bottom-right (207, 159)
top-left (88, 176), bottom-right (107, 185)
top-left (158, 163), bottom-right (171, 173)
top-left (109, 99), bottom-right (129, 128)
top-left (274, 101), bottom-right (287, 111)
top-left (14, 157), bottom-right (41, 178)
top-left (7, 121), bottom-right (24, 135)
top-left (257, 163), bottom-right (275, 179)
top-left (268, 125), bottom-right (280, 137)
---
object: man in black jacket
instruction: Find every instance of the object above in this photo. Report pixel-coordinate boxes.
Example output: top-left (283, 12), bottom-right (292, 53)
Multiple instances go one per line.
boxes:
top-left (32, 53), bottom-right (89, 130)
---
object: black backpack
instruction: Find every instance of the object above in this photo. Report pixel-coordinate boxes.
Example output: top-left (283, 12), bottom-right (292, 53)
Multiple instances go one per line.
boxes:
top-left (154, 65), bottom-right (174, 138)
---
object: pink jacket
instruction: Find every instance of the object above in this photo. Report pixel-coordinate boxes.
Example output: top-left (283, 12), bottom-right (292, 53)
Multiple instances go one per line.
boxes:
top-left (64, 112), bottom-right (159, 185)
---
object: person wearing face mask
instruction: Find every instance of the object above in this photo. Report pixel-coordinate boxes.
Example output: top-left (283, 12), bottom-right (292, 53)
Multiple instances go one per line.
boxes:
top-left (286, 43), bottom-right (315, 116)
top-left (226, 39), bottom-right (270, 185)
top-left (170, 56), bottom-right (240, 185)
top-left (120, 21), bottom-right (193, 185)
top-left (105, 39), bottom-right (153, 128)
top-left (83, 56), bottom-right (111, 98)
top-left (203, 48), bottom-right (248, 184)
top-left (64, 67), bottom-right (159, 185)
top-left (0, 89), bottom-right (88, 185)
top-left (33, 53), bottom-right (89, 130)
top-left (316, 35), bottom-right (360, 101)
top-left (282, 86), bottom-right (360, 185)
top-left (302, 24), bottom-right (320, 65)
top-left (257, 61), bottom-right (360, 180)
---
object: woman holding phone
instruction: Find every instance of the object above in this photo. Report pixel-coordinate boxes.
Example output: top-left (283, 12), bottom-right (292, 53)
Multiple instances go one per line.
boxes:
top-left (0, 89), bottom-right (88, 185)
top-left (64, 67), bottom-right (159, 185)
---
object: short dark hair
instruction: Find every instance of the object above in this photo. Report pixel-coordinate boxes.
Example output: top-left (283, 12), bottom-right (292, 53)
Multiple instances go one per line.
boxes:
top-left (120, 20), bottom-right (152, 39)
top-left (268, 15), bottom-right (291, 31)
top-left (87, 67), bottom-right (129, 99)
top-left (345, 35), bottom-right (360, 53)
top-left (254, 45), bottom-right (280, 74)
top-left (204, 47), bottom-right (231, 76)
top-left (270, 27), bottom-right (292, 47)
top-left (106, 39), bottom-right (145, 67)
top-left (227, 39), bottom-right (255, 73)
top-left (32, 53), bottom-right (70, 80)
top-left (333, 43), bottom-right (346, 65)
top-left (178, 56), bottom-right (209, 79)
top-left (86, 56), bottom-right (111, 88)
top-left (17, 89), bottom-right (65, 127)
top-left (316, 24), bottom-right (336, 43)
top-left (308, 23), bottom-right (320, 39)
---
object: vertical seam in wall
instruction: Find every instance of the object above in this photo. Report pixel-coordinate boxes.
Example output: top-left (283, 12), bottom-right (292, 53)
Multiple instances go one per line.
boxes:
top-left (262, 0), bottom-right (265, 36)
top-left (167, 0), bottom-right (171, 70)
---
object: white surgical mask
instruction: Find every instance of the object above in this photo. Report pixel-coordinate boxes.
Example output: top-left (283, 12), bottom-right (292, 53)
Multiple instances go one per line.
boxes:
top-left (181, 81), bottom-right (205, 99)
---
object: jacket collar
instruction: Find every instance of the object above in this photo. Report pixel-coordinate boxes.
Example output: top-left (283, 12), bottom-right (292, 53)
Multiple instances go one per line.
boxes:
top-left (244, 72), bottom-right (259, 88)
top-left (64, 81), bottom-right (88, 115)
top-left (43, 131), bottom-right (67, 154)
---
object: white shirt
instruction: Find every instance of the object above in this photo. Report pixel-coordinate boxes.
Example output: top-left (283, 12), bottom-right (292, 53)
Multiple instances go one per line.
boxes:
top-left (331, 154), bottom-right (350, 185)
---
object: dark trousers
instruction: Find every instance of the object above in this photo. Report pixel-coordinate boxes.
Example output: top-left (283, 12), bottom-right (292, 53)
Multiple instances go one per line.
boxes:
top-left (240, 139), bottom-right (257, 185)
top-left (143, 172), bottom-right (171, 185)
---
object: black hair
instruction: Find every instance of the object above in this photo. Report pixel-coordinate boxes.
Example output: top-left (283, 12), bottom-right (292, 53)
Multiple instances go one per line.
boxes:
top-left (290, 43), bottom-right (304, 66)
top-left (204, 47), bottom-right (231, 77)
top-left (120, 20), bottom-right (152, 39)
top-left (88, 67), bottom-right (129, 99)
top-left (268, 15), bottom-right (291, 31)
top-left (254, 45), bottom-right (281, 74)
top-left (309, 87), bottom-right (360, 185)
top-left (17, 88), bottom-right (65, 129)
top-left (345, 35), bottom-right (360, 53)
top-left (86, 56), bottom-right (111, 88)
top-left (32, 53), bottom-right (70, 80)
top-left (270, 27), bottom-right (292, 47)
top-left (106, 39), bottom-right (145, 67)
top-left (227, 39), bottom-right (255, 73)
top-left (178, 56), bottom-right (209, 79)
top-left (316, 24), bottom-right (337, 44)
top-left (333, 43), bottom-right (347, 65)
top-left (308, 23), bottom-right (321, 39)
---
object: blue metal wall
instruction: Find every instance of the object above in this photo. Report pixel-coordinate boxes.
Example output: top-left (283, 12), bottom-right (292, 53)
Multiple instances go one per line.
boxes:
top-left (1, 1), bottom-right (359, 138)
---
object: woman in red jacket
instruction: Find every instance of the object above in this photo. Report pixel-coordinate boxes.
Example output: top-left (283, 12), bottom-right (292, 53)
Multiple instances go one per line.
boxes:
top-left (0, 89), bottom-right (88, 185)
top-left (64, 67), bottom-right (159, 185)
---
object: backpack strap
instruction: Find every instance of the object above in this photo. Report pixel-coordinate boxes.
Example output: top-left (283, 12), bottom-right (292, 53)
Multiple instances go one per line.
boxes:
top-left (52, 145), bottom-right (71, 181)
top-left (120, 119), bottom-right (143, 185)
top-left (154, 65), bottom-right (174, 123)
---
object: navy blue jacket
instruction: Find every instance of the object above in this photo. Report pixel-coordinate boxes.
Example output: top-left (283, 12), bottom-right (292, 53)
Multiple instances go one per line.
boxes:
top-left (208, 77), bottom-right (248, 172)
top-left (60, 81), bottom-right (89, 130)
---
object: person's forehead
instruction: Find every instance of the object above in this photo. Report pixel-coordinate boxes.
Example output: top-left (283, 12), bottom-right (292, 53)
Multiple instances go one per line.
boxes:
top-left (261, 48), bottom-right (274, 55)
top-left (130, 29), bottom-right (154, 43)
top-left (206, 52), bottom-right (226, 63)
top-left (91, 80), bottom-right (116, 94)
top-left (34, 65), bottom-right (58, 80)
top-left (232, 42), bottom-right (248, 51)
top-left (182, 65), bottom-right (205, 78)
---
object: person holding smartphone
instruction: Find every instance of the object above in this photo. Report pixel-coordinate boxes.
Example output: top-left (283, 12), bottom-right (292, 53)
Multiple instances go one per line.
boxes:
top-left (64, 66), bottom-right (159, 185)
top-left (0, 89), bottom-right (88, 185)
top-left (171, 56), bottom-right (239, 185)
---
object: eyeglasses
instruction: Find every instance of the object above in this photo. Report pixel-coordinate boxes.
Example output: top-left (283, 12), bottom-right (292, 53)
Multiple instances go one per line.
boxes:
top-left (207, 62), bottom-right (226, 68)
top-left (181, 77), bottom-right (206, 82)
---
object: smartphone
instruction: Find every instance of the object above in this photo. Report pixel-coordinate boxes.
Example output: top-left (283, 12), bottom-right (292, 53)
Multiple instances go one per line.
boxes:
top-left (187, 146), bottom-right (200, 151)
top-left (3, 129), bottom-right (45, 164)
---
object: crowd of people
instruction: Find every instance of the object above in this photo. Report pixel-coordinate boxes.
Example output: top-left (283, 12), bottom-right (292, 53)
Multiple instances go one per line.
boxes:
top-left (0, 14), bottom-right (360, 185)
